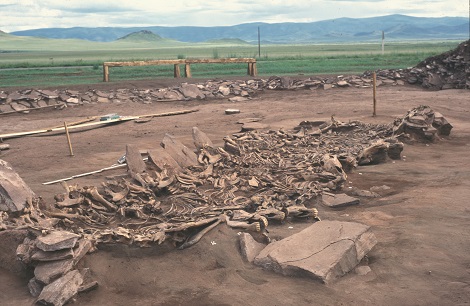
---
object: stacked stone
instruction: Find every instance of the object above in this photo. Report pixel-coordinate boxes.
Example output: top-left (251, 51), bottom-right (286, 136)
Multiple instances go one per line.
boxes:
top-left (16, 231), bottom-right (96, 306)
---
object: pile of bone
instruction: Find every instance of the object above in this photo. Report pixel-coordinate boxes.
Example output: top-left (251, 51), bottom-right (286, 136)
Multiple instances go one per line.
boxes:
top-left (393, 105), bottom-right (453, 142)
top-left (16, 230), bottom-right (97, 306)
top-left (43, 118), bottom-right (406, 249)
top-left (363, 40), bottom-right (469, 90)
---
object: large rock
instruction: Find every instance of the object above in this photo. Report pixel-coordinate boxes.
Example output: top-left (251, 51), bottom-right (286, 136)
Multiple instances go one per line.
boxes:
top-left (239, 233), bottom-right (266, 263)
top-left (180, 83), bottom-right (205, 99)
top-left (254, 221), bottom-right (377, 283)
top-left (147, 148), bottom-right (182, 175)
top-left (36, 231), bottom-right (80, 252)
top-left (35, 259), bottom-right (74, 284)
top-left (36, 269), bottom-right (84, 306)
top-left (160, 133), bottom-right (198, 168)
top-left (192, 127), bottom-right (213, 150)
top-left (0, 159), bottom-right (36, 212)
top-left (125, 144), bottom-right (146, 174)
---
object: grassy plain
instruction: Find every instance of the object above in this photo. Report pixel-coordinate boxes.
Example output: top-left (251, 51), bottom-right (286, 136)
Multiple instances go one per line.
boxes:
top-left (0, 35), bottom-right (461, 87)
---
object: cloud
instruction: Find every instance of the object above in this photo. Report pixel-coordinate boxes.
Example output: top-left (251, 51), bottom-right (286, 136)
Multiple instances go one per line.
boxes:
top-left (0, 0), bottom-right (467, 32)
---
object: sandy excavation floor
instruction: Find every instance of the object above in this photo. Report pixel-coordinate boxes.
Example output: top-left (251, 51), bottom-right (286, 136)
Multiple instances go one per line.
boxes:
top-left (0, 80), bottom-right (469, 305)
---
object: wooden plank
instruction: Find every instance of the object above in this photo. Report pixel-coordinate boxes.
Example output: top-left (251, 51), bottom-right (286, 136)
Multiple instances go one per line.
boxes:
top-left (185, 58), bottom-right (256, 64)
top-left (42, 163), bottom-right (126, 185)
top-left (104, 59), bottom-right (185, 67)
top-left (0, 109), bottom-right (198, 140)
top-left (103, 58), bottom-right (256, 81)
top-left (50, 117), bottom-right (97, 129)
top-left (0, 117), bottom-right (133, 139)
top-left (104, 58), bottom-right (255, 67)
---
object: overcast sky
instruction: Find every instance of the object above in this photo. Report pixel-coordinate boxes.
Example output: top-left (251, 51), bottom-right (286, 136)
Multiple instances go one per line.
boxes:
top-left (0, 0), bottom-right (468, 32)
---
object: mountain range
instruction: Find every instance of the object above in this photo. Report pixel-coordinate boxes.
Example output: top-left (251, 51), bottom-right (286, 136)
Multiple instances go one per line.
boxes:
top-left (9, 14), bottom-right (469, 44)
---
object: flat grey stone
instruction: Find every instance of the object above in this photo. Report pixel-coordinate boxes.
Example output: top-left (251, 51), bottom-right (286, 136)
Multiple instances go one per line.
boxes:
top-left (161, 133), bottom-right (198, 168)
top-left (31, 248), bottom-right (74, 262)
top-left (35, 259), bottom-right (74, 284)
top-left (322, 193), bottom-right (360, 208)
top-left (192, 127), bottom-right (213, 150)
top-left (37, 270), bottom-right (84, 306)
top-left (147, 148), bottom-right (182, 175)
top-left (0, 159), bottom-right (36, 212)
top-left (9, 102), bottom-right (28, 111)
top-left (36, 231), bottom-right (80, 252)
top-left (254, 221), bottom-right (377, 283)
top-left (0, 104), bottom-right (13, 113)
top-left (239, 233), bottom-right (266, 263)
top-left (225, 109), bottom-right (241, 115)
top-left (125, 144), bottom-right (146, 174)
top-left (38, 90), bottom-right (58, 99)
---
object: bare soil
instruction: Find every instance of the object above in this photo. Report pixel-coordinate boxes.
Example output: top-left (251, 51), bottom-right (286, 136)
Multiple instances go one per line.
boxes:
top-left (0, 82), bottom-right (469, 306)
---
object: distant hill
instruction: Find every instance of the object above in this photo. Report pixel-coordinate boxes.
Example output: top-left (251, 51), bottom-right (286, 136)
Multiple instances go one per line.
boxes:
top-left (116, 30), bottom-right (165, 42)
top-left (10, 14), bottom-right (469, 43)
top-left (204, 38), bottom-right (251, 45)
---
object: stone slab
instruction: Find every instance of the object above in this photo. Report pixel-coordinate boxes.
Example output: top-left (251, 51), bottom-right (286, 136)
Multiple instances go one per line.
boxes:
top-left (37, 269), bottom-right (84, 306)
top-left (192, 127), bottom-right (214, 150)
top-left (147, 148), bottom-right (182, 175)
top-left (35, 259), bottom-right (74, 284)
top-left (239, 233), bottom-right (266, 263)
top-left (161, 133), bottom-right (198, 168)
top-left (322, 193), bottom-right (360, 208)
top-left (254, 221), bottom-right (377, 283)
top-left (125, 144), bottom-right (146, 174)
top-left (36, 231), bottom-right (80, 252)
top-left (31, 248), bottom-right (74, 262)
top-left (0, 159), bottom-right (36, 212)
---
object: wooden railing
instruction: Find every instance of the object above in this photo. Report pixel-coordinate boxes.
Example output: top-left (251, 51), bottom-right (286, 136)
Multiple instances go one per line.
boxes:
top-left (103, 58), bottom-right (257, 82)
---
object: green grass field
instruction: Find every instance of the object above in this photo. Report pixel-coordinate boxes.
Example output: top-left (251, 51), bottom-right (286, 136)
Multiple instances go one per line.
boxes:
top-left (0, 35), bottom-right (461, 87)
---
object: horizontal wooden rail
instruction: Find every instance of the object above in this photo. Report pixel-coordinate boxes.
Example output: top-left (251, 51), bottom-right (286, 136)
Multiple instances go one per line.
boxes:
top-left (103, 58), bottom-right (257, 82)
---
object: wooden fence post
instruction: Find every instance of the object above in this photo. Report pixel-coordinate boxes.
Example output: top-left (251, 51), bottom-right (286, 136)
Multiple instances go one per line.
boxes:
top-left (174, 64), bottom-right (181, 78)
top-left (64, 122), bottom-right (74, 156)
top-left (372, 72), bottom-right (377, 117)
top-left (185, 63), bottom-right (192, 78)
top-left (103, 64), bottom-right (109, 82)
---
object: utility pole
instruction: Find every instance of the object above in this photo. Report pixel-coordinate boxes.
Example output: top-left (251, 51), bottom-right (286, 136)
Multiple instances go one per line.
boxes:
top-left (258, 26), bottom-right (261, 57)
top-left (381, 31), bottom-right (385, 55)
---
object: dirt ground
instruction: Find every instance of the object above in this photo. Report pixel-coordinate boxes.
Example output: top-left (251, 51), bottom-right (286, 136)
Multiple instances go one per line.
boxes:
top-left (0, 80), bottom-right (469, 306)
